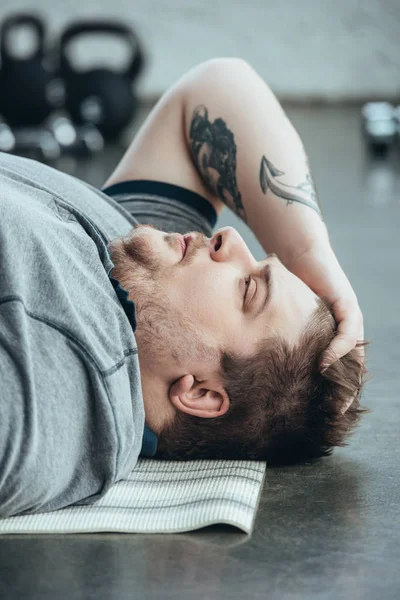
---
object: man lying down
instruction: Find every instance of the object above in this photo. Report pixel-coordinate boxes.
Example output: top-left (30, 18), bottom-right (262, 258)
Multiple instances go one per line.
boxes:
top-left (0, 58), bottom-right (368, 518)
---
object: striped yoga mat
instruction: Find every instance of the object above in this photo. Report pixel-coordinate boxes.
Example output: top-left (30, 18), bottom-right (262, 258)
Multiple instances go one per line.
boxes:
top-left (0, 459), bottom-right (267, 535)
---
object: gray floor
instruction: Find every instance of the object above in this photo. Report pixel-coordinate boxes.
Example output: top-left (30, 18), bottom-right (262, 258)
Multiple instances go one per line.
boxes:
top-left (0, 105), bottom-right (399, 599)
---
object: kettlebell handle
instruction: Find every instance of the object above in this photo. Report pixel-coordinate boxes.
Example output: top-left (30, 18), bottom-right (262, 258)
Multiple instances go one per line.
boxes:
top-left (0, 13), bottom-right (46, 66)
top-left (59, 21), bottom-right (144, 81)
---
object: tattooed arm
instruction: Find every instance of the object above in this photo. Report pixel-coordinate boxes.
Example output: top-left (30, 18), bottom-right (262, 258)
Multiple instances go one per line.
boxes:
top-left (183, 59), bottom-right (328, 265)
top-left (183, 58), bottom-right (364, 373)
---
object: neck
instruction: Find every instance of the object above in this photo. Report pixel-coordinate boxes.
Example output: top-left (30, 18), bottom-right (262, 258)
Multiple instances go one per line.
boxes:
top-left (140, 372), bottom-right (176, 436)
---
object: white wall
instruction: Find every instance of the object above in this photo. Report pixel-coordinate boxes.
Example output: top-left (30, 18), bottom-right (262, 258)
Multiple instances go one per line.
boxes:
top-left (1, 0), bottom-right (399, 102)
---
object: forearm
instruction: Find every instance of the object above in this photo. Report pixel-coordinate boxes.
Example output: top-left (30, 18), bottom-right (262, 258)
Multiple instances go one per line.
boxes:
top-left (182, 58), bottom-right (331, 266)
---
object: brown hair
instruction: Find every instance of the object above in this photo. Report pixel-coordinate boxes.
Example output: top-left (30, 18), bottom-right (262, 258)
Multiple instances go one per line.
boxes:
top-left (155, 297), bottom-right (370, 465)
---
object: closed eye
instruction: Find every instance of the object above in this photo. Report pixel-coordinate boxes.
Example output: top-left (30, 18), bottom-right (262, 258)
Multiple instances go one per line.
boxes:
top-left (243, 276), bottom-right (254, 306)
top-left (243, 264), bottom-right (272, 314)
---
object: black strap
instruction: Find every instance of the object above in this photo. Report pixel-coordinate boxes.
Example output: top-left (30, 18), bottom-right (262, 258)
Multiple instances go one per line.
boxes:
top-left (102, 179), bottom-right (218, 229)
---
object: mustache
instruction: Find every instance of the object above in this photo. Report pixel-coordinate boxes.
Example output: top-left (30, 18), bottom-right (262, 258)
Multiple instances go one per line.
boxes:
top-left (116, 223), bottom-right (210, 268)
top-left (134, 223), bottom-right (210, 252)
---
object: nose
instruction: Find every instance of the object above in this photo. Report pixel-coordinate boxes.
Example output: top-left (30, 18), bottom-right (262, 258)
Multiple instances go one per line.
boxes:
top-left (209, 226), bottom-right (250, 264)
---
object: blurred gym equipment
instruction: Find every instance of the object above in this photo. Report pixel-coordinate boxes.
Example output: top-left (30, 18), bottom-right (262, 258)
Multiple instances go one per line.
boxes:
top-left (361, 101), bottom-right (397, 155)
top-left (0, 13), bottom-right (62, 128)
top-left (0, 12), bottom-right (145, 161)
top-left (58, 21), bottom-right (145, 141)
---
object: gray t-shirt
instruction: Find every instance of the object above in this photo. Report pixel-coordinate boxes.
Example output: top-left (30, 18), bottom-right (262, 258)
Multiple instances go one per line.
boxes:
top-left (0, 152), bottom-right (145, 518)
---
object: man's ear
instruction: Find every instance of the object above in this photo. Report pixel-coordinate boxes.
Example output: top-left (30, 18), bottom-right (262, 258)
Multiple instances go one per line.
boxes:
top-left (169, 374), bottom-right (230, 418)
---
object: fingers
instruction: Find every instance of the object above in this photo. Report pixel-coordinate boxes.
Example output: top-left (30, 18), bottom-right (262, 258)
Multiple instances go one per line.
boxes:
top-left (320, 331), bottom-right (364, 370)
top-left (321, 327), bottom-right (365, 415)
top-left (339, 341), bottom-right (365, 413)
top-left (319, 301), bottom-right (364, 373)
top-left (340, 389), bottom-right (359, 414)
top-left (320, 334), bottom-right (357, 373)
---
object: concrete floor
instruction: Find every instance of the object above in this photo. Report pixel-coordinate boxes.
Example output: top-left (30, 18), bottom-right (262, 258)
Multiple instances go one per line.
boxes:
top-left (0, 105), bottom-right (399, 599)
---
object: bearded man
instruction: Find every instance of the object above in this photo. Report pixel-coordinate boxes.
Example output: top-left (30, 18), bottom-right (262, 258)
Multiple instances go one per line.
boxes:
top-left (0, 58), bottom-right (367, 518)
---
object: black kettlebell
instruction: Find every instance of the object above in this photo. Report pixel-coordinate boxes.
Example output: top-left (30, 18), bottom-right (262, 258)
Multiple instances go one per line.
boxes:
top-left (59, 21), bottom-right (144, 142)
top-left (0, 13), bottom-right (57, 127)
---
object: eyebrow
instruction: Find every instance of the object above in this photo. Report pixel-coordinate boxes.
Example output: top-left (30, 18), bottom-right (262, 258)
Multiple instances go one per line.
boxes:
top-left (257, 264), bottom-right (274, 317)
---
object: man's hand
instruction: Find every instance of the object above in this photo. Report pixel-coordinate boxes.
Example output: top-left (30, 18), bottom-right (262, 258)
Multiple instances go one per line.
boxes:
top-left (320, 293), bottom-right (364, 372)
top-left (285, 241), bottom-right (365, 378)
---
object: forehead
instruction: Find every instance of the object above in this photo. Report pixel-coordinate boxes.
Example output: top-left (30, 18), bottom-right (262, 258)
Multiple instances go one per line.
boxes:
top-left (266, 275), bottom-right (319, 346)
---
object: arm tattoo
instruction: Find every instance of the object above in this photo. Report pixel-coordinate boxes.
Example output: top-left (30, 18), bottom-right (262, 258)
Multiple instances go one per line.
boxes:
top-left (188, 104), bottom-right (322, 224)
top-left (189, 105), bottom-right (248, 222)
top-left (260, 156), bottom-right (323, 219)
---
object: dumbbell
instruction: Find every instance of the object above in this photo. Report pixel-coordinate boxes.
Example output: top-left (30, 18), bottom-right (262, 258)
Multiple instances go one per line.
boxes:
top-left (58, 20), bottom-right (145, 141)
top-left (47, 114), bottom-right (104, 156)
top-left (361, 102), bottom-right (397, 155)
top-left (0, 115), bottom-right (104, 162)
top-left (394, 105), bottom-right (400, 142)
top-left (0, 119), bottom-right (61, 162)
top-left (0, 120), bottom-right (15, 152)
top-left (0, 12), bottom-right (63, 128)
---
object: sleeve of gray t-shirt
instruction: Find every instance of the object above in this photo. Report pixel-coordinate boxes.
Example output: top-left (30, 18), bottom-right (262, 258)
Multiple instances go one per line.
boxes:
top-left (0, 152), bottom-right (145, 518)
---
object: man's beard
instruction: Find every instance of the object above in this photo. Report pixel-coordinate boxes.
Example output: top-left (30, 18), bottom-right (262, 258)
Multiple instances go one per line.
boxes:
top-left (109, 225), bottom-right (160, 274)
top-left (107, 229), bottom-right (210, 368)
